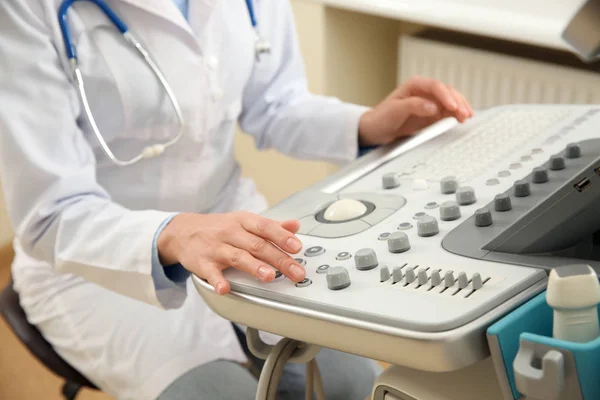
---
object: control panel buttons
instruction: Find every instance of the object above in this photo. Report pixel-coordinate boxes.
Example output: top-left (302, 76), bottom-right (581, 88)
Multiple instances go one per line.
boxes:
top-left (392, 266), bottom-right (404, 284)
top-left (494, 193), bottom-right (512, 212)
top-left (486, 179), bottom-right (500, 186)
top-left (532, 167), bottom-right (549, 183)
top-left (294, 258), bottom-right (307, 267)
top-left (509, 163), bottom-right (522, 169)
top-left (430, 270), bottom-right (442, 287)
top-left (458, 272), bottom-right (469, 289)
top-left (413, 212), bottom-right (427, 220)
top-left (316, 264), bottom-right (330, 274)
top-left (398, 222), bottom-right (413, 230)
top-left (566, 143), bottom-right (581, 159)
top-left (378, 232), bottom-right (390, 241)
top-left (295, 278), bottom-right (312, 288)
top-left (440, 176), bottom-right (459, 194)
top-left (388, 231), bottom-right (411, 253)
top-left (474, 208), bottom-right (493, 227)
top-left (521, 155), bottom-right (533, 162)
top-left (425, 202), bottom-right (439, 210)
top-left (380, 266), bottom-right (391, 282)
top-left (439, 201), bottom-right (461, 221)
top-left (382, 172), bottom-right (401, 189)
top-left (304, 246), bottom-right (325, 257)
top-left (549, 155), bottom-right (565, 171)
top-left (336, 252), bottom-right (352, 261)
top-left (417, 216), bottom-right (439, 237)
top-left (456, 186), bottom-right (476, 205)
top-left (498, 170), bottom-right (511, 177)
top-left (326, 267), bottom-right (351, 290)
top-left (472, 273), bottom-right (483, 290)
top-left (513, 180), bottom-right (531, 197)
top-left (405, 267), bottom-right (416, 284)
top-left (323, 199), bottom-right (367, 222)
top-left (417, 268), bottom-right (428, 286)
top-left (444, 271), bottom-right (455, 288)
top-left (355, 248), bottom-right (378, 271)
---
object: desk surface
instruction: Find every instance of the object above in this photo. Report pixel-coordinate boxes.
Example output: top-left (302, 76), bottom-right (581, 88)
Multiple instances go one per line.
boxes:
top-left (312, 0), bottom-right (587, 51)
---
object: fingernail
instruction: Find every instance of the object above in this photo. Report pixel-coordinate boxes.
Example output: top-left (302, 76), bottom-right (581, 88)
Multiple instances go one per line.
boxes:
top-left (424, 102), bottom-right (438, 114)
top-left (290, 264), bottom-right (305, 281)
top-left (216, 283), bottom-right (224, 294)
top-left (287, 237), bottom-right (302, 252)
top-left (258, 266), bottom-right (273, 280)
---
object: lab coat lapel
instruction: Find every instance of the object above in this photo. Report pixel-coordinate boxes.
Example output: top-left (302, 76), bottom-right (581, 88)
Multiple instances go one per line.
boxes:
top-left (115, 0), bottom-right (195, 36)
top-left (187, 0), bottom-right (219, 37)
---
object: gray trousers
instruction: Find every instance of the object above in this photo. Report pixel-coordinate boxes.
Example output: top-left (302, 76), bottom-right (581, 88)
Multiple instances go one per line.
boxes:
top-left (156, 324), bottom-right (381, 400)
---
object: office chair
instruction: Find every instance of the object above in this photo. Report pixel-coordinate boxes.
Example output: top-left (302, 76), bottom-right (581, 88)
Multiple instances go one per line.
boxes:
top-left (0, 278), bottom-right (99, 400)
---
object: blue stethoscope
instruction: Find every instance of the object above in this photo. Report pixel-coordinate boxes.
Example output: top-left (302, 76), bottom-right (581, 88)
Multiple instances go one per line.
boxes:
top-left (57, 0), bottom-right (270, 167)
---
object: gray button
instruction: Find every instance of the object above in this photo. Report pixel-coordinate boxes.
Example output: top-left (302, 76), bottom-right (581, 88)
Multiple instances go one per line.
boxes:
top-left (294, 258), bottom-right (306, 267)
top-left (336, 252), bottom-right (351, 261)
top-left (304, 246), bottom-right (325, 257)
top-left (549, 155), bottom-right (565, 171)
top-left (458, 272), bottom-right (468, 289)
top-left (388, 231), bottom-right (410, 253)
top-left (475, 208), bottom-right (493, 227)
top-left (382, 172), bottom-right (401, 189)
top-left (295, 278), bottom-right (312, 288)
top-left (431, 270), bottom-right (442, 287)
top-left (425, 202), bottom-right (439, 209)
top-left (532, 167), bottom-right (548, 183)
top-left (513, 180), bottom-right (531, 197)
top-left (472, 273), bottom-right (483, 290)
top-left (398, 222), bottom-right (413, 230)
top-left (439, 201), bottom-right (461, 221)
top-left (494, 193), bottom-right (512, 211)
top-left (509, 163), bottom-right (522, 170)
top-left (392, 266), bottom-right (404, 284)
top-left (566, 143), bottom-right (581, 159)
top-left (326, 267), bottom-right (351, 290)
top-left (444, 271), bottom-right (455, 288)
top-left (521, 155), bottom-right (533, 161)
top-left (498, 170), bottom-right (511, 177)
top-left (380, 266), bottom-right (391, 282)
top-left (417, 268), bottom-right (428, 286)
top-left (316, 264), bottom-right (330, 274)
top-left (405, 267), bottom-right (416, 284)
top-left (456, 187), bottom-right (476, 205)
top-left (440, 176), bottom-right (459, 194)
top-left (275, 271), bottom-right (283, 279)
top-left (355, 248), bottom-right (378, 271)
top-left (378, 232), bottom-right (390, 241)
top-left (417, 216), bottom-right (439, 237)
top-left (531, 148), bottom-right (544, 154)
top-left (486, 179), bottom-right (500, 186)
top-left (413, 212), bottom-right (427, 219)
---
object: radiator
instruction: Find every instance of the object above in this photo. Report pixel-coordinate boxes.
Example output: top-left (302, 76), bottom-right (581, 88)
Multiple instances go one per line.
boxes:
top-left (398, 35), bottom-right (600, 110)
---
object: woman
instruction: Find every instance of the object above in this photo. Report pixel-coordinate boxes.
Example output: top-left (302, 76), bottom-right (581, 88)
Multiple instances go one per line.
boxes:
top-left (0, 0), bottom-right (473, 399)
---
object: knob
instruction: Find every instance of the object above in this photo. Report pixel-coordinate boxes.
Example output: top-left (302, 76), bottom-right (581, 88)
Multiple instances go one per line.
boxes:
top-left (417, 216), bottom-right (439, 237)
top-left (494, 193), bottom-right (512, 211)
top-left (326, 266), bottom-right (351, 290)
top-left (382, 172), bottom-right (401, 189)
top-left (566, 143), bottom-right (581, 159)
top-left (431, 270), bottom-right (442, 287)
top-left (380, 266), bottom-right (391, 282)
top-left (441, 176), bottom-right (459, 194)
top-left (355, 248), bottom-right (378, 271)
top-left (472, 273), bottom-right (483, 290)
top-left (439, 201), bottom-right (461, 221)
top-left (532, 167), bottom-right (548, 183)
top-left (456, 186), bottom-right (476, 205)
top-left (458, 272), bottom-right (469, 289)
top-left (387, 231), bottom-right (411, 253)
top-left (444, 271), bottom-right (455, 288)
top-left (474, 208), bottom-right (493, 227)
top-left (549, 155), bottom-right (565, 171)
top-left (418, 268), bottom-right (429, 285)
top-left (405, 267), bottom-right (416, 284)
top-left (392, 266), bottom-right (404, 284)
top-left (513, 180), bottom-right (531, 197)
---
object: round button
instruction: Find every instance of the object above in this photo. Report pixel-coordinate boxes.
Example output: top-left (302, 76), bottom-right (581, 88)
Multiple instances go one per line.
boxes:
top-left (513, 180), bottom-right (531, 197)
top-left (417, 216), bottom-right (439, 237)
top-left (440, 176), bottom-right (459, 194)
top-left (388, 231), bottom-right (411, 253)
top-left (316, 264), bottom-right (330, 274)
top-left (532, 167), bottom-right (548, 183)
top-left (474, 208), bottom-right (493, 227)
top-left (380, 266), bottom-right (391, 282)
top-left (439, 201), bottom-right (461, 221)
top-left (494, 193), bottom-right (512, 212)
top-left (566, 143), bottom-right (581, 159)
top-left (486, 179), bottom-right (500, 186)
top-left (304, 246), bottom-right (325, 257)
top-left (398, 222), bottom-right (413, 230)
top-left (378, 232), bottom-right (391, 241)
top-left (382, 172), bottom-right (401, 189)
top-left (294, 258), bottom-right (306, 267)
top-left (531, 148), bottom-right (544, 154)
top-left (456, 187), bottom-right (476, 206)
top-left (549, 155), bottom-right (565, 171)
top-left (295, 278), bottom-right (312, 288)
top-left (498, 170), bottom-right (511, 177)
top-left (326, 267), bottom-right (351, 290)
top-left (413, 179), bottom-right (429, 191)
top-left (413, 212), bottom-right (427, 220)
top-left (336, 252), bottom-right (351, 261)
top-left (355, 248), bottom-right (378, 271)
top-left (509, 163), bottom-right (522, 170)
top-left (323, 199), bottom-right (367, 222)
top-left (425, 202), bottom-right (439, 209)
top-left (521, 155), bottom-right (533, 162)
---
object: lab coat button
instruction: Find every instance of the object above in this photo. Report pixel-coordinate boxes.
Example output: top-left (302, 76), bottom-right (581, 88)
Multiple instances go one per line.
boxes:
top-left (207, 56), bottom-right (219, 70)
top-left (211, 89), bottom-right (224, 101)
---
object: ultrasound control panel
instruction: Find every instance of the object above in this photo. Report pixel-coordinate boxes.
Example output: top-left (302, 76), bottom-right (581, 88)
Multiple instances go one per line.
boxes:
top-left (193, 104), bottom-right (600, 371)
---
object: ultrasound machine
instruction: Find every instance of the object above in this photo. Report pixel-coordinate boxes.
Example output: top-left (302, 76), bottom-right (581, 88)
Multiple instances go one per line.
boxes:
top-left (192, 2), bottom-right (600, 399)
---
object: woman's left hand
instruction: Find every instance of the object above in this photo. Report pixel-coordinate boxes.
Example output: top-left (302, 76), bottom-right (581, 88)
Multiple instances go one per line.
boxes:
top-left (358, 76), bottom-right (474, 147)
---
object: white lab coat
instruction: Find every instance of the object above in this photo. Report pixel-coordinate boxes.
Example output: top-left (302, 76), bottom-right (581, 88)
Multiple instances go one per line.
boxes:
top-left (0, 0), bottom-right (367, 399)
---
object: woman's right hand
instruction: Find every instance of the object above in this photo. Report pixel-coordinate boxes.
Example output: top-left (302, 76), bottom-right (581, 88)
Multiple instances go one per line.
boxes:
top-left (156, 212), bottom-right (306, 294)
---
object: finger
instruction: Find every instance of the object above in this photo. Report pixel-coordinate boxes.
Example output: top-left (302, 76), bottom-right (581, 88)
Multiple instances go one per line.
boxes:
top-left (211, 242), bottom-right (283, 282)
top-left (446, 85), bottom-right (471, 122)
top-left (199, 261), bottom-right (230, 295)
top-left (401, 76), bottom-right (458, 112)
top-left (229, 231), bottom-right (305, 282)
top-left (396, 96), bottom-right (440, 118)
top-left (280, 219), bottom-right (300, 234)
top-left (239, 213), bottom-right (302, 254)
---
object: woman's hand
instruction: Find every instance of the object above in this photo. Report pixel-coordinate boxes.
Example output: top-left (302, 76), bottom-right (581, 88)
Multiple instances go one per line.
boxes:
top-left (358, 76), bottom-right (474, 147)
top-left (157, 212), bottom-right (305, 295)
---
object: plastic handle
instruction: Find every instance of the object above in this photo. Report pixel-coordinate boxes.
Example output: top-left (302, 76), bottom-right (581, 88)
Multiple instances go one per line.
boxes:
top-left (514, 346), bottom-right (564, 400)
